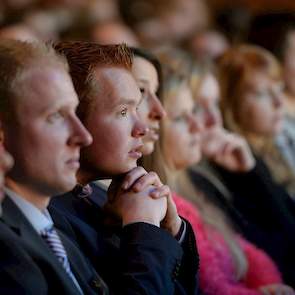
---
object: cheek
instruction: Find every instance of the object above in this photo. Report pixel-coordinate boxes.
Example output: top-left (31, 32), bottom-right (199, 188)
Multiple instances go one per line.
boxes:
top-left (241, 102), bottom-right (273, 131)
top-left (164, 125), bottom-right (189, 163)
top-left (137, 100), bottom-right (150, 123)
top-left (90, 121), bottom-right (130, 161)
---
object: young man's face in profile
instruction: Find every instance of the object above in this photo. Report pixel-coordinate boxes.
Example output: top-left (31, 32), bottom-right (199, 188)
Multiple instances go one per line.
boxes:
top-left (80, 66), bottom-right (147, 179)
top-left (3, 64), bottom-right (92, 196)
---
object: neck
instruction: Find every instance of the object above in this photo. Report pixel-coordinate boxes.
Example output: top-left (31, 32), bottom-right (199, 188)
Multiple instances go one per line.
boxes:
top-left (5, 178), bottom-right (50, 211)
top-left (76, 169), bottom-right (95, 186)
top-left (77, 168), bottom-right (112, 186)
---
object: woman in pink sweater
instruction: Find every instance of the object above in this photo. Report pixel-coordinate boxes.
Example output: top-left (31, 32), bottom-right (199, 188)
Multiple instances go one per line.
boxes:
top-left (140, 48), bottom-right (294, 294)
top-left (174, 193), bottom-right (282, 295)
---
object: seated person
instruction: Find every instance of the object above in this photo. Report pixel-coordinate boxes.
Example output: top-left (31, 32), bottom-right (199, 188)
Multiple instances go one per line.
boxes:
top-left (147, 51), bottom-right (294, 294)
top-left (0, 39), bottom-right (106, 294)
top-left (0, 143), bottom-right (51, 294)
top-left (50, 42), bottom-right (199, 295)
top-left (183, 46), bottom-right (295, 287)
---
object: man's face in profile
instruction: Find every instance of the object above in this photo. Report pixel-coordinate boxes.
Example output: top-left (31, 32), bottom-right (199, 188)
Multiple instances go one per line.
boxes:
top-left (80, 66), bottom-right (147, 178)
top-left (3, 63), bottom-right (92, 196)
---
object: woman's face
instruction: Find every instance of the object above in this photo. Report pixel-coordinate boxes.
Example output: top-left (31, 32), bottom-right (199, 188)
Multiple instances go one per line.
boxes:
top-left (163, 82), bottom-right (203, 170)
top-left (236, 71), bottom-right (284, 136)
top-left (132, 56), bottom-right (166, 155)
top-left (195, 74), bottom-right (222, 131)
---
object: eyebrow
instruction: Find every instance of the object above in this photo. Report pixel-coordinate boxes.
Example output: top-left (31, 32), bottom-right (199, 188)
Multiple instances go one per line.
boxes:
top-left (118, 96), bottom-right (144, 107)
top-left (137, 78), bottom-right (159, 89)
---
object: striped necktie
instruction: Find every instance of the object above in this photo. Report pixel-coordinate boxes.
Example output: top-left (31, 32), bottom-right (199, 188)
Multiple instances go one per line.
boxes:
top-left (41, 226), bottom-right (83, 294)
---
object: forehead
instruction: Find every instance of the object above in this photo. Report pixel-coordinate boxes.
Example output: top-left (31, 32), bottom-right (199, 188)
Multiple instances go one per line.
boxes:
top-left (15, 65), bottom-right (78, 114)
top-left (243, 70), bottom-right (280, 90)
top-left (166, 82), bottom-right (193, 114)
top-left (198, 74), bottom-right (219, 102)
top-left (93, 66), bottom-right (141, 110)
top-left (132, 57), bottom-right (158, 85)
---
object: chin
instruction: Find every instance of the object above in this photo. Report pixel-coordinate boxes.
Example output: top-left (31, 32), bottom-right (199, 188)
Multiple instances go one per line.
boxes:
top-left (60, 177), bottom-right (77, 192)
top-left (141, 142), bottom-right (155, 156)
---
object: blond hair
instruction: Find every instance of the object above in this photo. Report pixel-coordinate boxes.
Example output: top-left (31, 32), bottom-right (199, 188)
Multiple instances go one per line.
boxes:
top-left (144, 49), bottom-right (248, 280)
top-left (0, 39), bottom-right (67, 120)
top-left (218, 44), bottom-right (282, 135)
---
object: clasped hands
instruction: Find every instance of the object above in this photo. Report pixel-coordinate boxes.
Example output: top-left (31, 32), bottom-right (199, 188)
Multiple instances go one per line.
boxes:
top-left (104, 167), bottom-right (182, 237)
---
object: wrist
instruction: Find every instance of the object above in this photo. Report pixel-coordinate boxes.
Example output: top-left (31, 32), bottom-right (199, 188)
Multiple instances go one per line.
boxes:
top-left (123, 215), bottom-right (160, 227)
top-left (162, 215), bottom-right (182, 236)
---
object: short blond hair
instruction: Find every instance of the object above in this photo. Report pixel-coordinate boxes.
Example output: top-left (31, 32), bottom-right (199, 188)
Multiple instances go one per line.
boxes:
top-left (0, 39), bottom-right (67, 119)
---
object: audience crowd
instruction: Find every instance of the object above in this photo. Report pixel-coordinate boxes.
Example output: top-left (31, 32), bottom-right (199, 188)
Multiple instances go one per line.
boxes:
top-left (0, 0), bottom-right (295, 294)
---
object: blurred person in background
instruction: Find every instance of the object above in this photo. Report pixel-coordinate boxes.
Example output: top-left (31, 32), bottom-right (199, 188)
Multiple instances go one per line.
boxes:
top-left (217, 44), bottom-right (295, 286)
top-left (143, 51), bottom-right (294, 294)
top-left (0, 23), bottom-right (39, 41)
top-left (247, 12), bottom-right (295, 122)
top-left (118, 0), bottom-right (210, 47)
top-left (219, 44), bottom-right (295, 199)
top-left (91, 21), bottom-right (140, 46)
top-left (186, 29), bottom-right (230, 63)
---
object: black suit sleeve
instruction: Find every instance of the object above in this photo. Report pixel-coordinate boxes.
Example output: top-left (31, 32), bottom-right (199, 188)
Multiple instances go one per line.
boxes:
top-left (119, 222), bottom-right (185, 295)
top-left (213, 159), bottom-right (295, 287)
top-left (176, 219), bottom-right (199, 295)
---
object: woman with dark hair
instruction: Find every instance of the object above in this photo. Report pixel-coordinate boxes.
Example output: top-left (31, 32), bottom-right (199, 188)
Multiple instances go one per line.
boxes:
top-left (142, 49), bottom-right (295, 294)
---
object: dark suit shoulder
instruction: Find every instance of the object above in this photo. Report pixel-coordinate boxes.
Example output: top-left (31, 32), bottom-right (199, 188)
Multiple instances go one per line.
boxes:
top-left (0, 221), bottom-right (48, 294)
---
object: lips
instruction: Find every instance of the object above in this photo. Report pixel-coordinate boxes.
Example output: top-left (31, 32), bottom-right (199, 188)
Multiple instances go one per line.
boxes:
top-left (146, 127), bottom-right (160, 141)
top-left (66, 157), bottom-right (80, 170)
top-left (190, 136), bottom-right (201, 147)
top-left (128, 144), bottom-right (143, 159)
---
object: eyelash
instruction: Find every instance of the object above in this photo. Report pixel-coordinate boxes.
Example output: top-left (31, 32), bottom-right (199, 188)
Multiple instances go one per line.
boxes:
top-left (47, 112), bottom-right (64, 123)
top-left (120, 108), bottom-right (128, 117)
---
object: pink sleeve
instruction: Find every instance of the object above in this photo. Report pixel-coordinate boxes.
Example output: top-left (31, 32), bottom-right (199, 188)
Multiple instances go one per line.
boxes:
top-left (239, 237), bottom-right (282, 288)
top-left (173, 193), bottom-right (262, 295)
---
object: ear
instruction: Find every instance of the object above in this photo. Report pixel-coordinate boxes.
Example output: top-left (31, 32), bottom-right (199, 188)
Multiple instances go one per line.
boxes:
top-left (0, 129), bottom-right (4, 145)
top-left (0, 119), bottom-right (5, 146)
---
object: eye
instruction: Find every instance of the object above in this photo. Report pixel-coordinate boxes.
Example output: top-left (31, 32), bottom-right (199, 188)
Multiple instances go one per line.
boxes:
top-left (120, 107), bottom-right (128, 117)
top-left (139, 87), bottom-right (148, 98)
top-left (47, 111), bottom-right (64, 123)
top-left (193, 105), bottom-right (201, 115)
top-left (173, 115), bottom-right (185, 122)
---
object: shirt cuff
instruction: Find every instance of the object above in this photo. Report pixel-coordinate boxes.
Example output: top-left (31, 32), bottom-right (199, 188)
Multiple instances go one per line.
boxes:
top-left (174, 219), bottom-right (186, 244)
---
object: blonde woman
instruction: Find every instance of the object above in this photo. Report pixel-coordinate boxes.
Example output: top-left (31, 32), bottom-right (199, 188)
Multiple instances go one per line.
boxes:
top-left (143, 49), bottom-right (294, 294)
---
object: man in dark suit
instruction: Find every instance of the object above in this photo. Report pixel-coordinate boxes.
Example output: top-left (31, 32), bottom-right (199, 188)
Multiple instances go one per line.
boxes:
top-left (0, 144), bottom-right (49, 294)
top-left (0, 39), bottom-right (108, 294)
top-left (51, 42), bottom-right (199, 295)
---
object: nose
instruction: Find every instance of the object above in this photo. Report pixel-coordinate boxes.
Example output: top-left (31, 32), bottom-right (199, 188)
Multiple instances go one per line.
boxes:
top-left (272, 92), bottom-right (284, 109)
top-left (204, 109), bottom-right (219, 129)
top-left (132, 115), bottom-right (148, 138)
top-left (188, 114), bottom-right (204, 134)
top-left (69, 116), bottom-right (93, 147)
top-left (148, 94), bottom-right (167, 121)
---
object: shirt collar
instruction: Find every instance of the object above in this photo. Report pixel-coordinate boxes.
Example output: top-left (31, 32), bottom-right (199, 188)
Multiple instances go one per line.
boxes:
top-left (4, 187), bottom-right (53, 235)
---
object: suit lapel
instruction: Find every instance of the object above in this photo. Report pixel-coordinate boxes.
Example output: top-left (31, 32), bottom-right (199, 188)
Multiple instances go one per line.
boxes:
top-left (2, 196), bottom-right (82, 295)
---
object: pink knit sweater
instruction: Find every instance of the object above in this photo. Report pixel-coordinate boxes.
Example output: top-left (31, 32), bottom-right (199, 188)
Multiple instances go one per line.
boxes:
top-left (173, 192), bottom-right (282, 295)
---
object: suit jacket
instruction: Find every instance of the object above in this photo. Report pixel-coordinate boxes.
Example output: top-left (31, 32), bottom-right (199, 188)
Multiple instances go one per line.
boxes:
top-left (2, 196), bottom-right (107, 295)
top-left (50, 183), bottom-right (199, 295)
top-left (0, 220), bottom-right (49, 294)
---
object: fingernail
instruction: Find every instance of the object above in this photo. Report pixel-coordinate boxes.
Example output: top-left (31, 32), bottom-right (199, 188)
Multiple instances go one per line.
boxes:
top-left (122, 181), bottom-right (129, 190)
top-left (132, 184), bottom-right (140, 192)
top-left (151, 191), bottom-right (159, 198)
